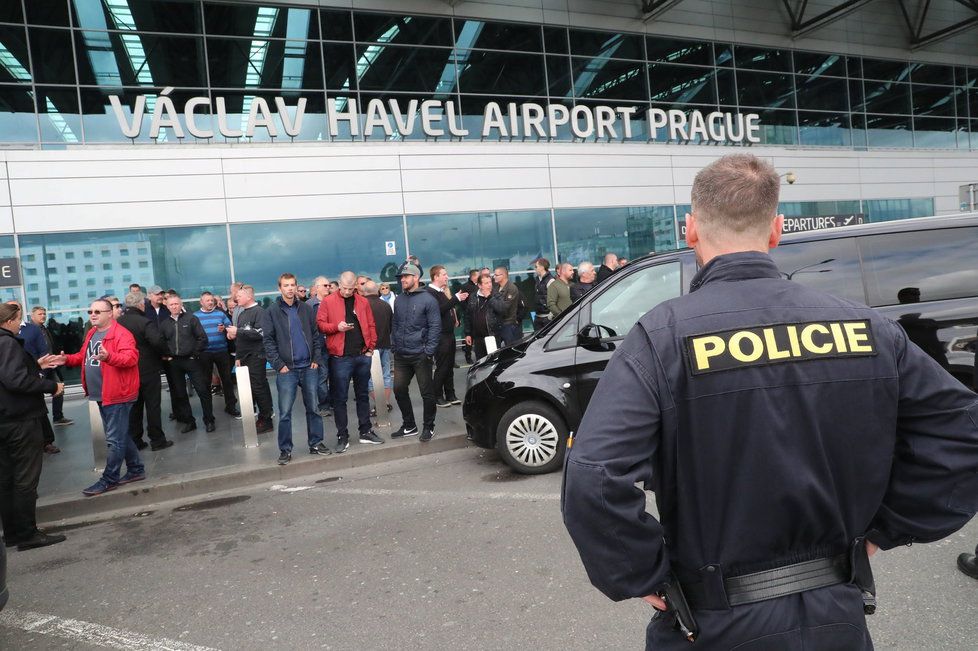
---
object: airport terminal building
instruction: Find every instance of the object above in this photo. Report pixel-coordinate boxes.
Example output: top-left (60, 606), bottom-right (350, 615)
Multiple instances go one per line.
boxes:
top-left (1, 0), bottom-right (977, 336)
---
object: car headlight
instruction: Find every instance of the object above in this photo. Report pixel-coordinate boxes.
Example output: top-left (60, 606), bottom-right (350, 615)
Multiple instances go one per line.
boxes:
top-left (467, 360), bottom-right (498, 389)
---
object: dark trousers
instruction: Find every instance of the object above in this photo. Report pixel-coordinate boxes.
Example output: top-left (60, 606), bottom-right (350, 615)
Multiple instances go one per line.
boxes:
top-left (167, 356), bottom-right (214, 424)
top-left (0, 416), bottom-right (44, 544)
top-left (43, 368), bottom-right (65, 420)
top-left (198, 350), bottom-right (238, 412)
top-left (329, 355), bottom-right (372, 442)
top-left (393, 353), bottom-right (436, 430)
top-left (239, 354), bottom-right (273, 421)
top-left (130, 372), bottom-right (166, 446)
top-left (498, 323), bottom-right (522, 346)
top-left (532, 315), bottom-right (550, 331)
top-left (432, 334), bottom-right (457, 401)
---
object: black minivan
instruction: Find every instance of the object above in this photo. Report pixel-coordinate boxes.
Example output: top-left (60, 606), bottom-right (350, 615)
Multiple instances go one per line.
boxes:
top-left (463, 212), bottom-right (978, 474)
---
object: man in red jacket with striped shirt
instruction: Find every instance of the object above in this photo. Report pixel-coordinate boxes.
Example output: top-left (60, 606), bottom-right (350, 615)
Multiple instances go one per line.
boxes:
top-left (59, 298), bottom-right (145, 496)
top-left (317, 271), bottom-right (380, 452)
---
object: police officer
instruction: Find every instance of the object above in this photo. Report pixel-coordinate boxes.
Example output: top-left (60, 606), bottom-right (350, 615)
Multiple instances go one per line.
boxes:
top-left (561, 154), bottom-right (978, 650)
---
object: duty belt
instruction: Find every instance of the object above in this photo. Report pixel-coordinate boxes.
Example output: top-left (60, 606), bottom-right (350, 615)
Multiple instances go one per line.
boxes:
top-left (683, 554), bottom-right (851, 609)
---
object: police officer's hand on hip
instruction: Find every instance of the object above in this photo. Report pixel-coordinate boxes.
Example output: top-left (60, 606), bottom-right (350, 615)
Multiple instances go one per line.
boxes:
top-left (561, 153), bottom-right (978, 651)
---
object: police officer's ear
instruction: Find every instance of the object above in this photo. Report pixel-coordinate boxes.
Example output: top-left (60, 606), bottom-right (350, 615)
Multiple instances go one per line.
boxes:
top-left (685, 212), bottom-right (700, 248)
top-left (768, 214), bottom-right (785, 250)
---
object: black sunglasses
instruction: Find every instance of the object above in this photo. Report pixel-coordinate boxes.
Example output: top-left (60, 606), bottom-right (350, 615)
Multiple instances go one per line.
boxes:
top-left (87, 309), bottom-right (106, 315)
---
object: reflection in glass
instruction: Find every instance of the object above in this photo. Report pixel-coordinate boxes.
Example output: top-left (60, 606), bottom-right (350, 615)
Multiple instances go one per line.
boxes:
top-left (208, 38), bottom-right (322, 90)
top-left (76, 32), bottom-right (207, 88)
top-left (913, 117), bottom-right (956, 149)
top-left (0, 25), bottom-right (31, 84)
top-left (203, 3), bottom-right (318, 39)
top-left (769, 238), bottom-right (864, 302)
top-left (453, 19), bottom-right (542, 52)
top-left (231, 216), bottom-right (407, 293)
top-left (863, 198), bottom-right (934, 223)
top-left (320, 9), bottom-right (353, 41)
top-left (589, 262), bottom-right (681, 338)
top-left (571, 57), bottom-right (647, 100)
top-left (568, 30), bottom-right (643, 60)
top-left (734, 46), bottom-right (792, 72)
top-left (36, 86), bottom-right (81, 143)
top-left (407, 211), bottom-right (554, 278)
top-left (28, 27), bottom-right (75, 84)
top-left (798, 111), bottom-right (850, 146)
top-left (648, 63), bottom-right (716, 105)
top-left (911, 84), bottom-right (956, 117)
top-left (866, 114), bottom-right (912, 147)
top-left (0, 236), bottom-right (17, 304)
top-left (80, 87), bottom-right (221, 143)
top-left (0, 85), bottom-right (38, 142)
top-left (752, 109), bottom-right (798, 145)
top-left (358, 45), bottom-right (457, 94)
top-left (555, 206), bottom-right (676, 266)
top-left (793, 51), bottom-right (846, 77)
top-left (646, 37), bottom-right (712, 66)
top-left (862, 58), bottom-right (910, 82)
top-left (547, 56), bottom-right (572, 97)
top-left (71, 0), bottom-right (204, 34)
top-left (354, 14), bottom-right (453, 47)
top-left (458, 50), bottom-right (545, 96)
top-left (544, 26), bottom-right (568, 54)
top-left (795, 76), bottom-right (847, 111)
top-left (324, 42), bottom-right (356, 90)
top-left (736, 70), bottom-right (795, 108)
top-left (861, 81), bottom-right (911, 114)
top-left (910, 63), bottom-right (954, 86)
top-left (26, 1), bottom-right (70, 27)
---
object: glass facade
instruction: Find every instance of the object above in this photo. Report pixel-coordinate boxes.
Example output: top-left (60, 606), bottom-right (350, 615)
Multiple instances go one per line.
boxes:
top-left (0, 1), bottom-right (974, 148)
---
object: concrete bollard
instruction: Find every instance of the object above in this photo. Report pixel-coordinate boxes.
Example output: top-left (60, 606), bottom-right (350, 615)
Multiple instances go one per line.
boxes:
top-left (88, 400), bottom-right (106, 473)
top-left (370, 352), bottom-right (390, 428)
top-left (235, 364), bottom-right (260, 448)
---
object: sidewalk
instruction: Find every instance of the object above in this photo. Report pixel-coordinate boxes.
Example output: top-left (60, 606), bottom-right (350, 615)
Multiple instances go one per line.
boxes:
top-left (37, 367), bottom-right (473, 523)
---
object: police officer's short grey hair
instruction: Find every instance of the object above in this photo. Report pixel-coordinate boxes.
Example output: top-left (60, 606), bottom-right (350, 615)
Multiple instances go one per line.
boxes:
top-left (578, 261), bottom-right (595, 274)
top-left (690, 153), bottom-right (780, 240)
top-left (362, 281), bottom-right (379, 296)
top-left (124, 291), bottom-right (145, 310)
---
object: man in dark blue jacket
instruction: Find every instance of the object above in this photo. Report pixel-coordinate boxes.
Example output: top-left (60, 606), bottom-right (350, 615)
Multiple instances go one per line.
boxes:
top-left (562, 154), bottom-right (978, 650)
top-left (21, 306), bottom-right (72, 436)
top-left (390, 262), bottom-right (441, 442)
top-left (263, 273), bottom-right (328, 465)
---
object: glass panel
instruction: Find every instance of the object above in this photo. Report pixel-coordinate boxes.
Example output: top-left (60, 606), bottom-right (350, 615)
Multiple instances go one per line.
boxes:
top-left (910, 63), bottom-right (954, 86)
top-left (769, 238), bottom-right (864, 302)
top-left (568, 30), bottom-right (643, 60)
top-left (862, 81), bottom-right (911, 114)
top-left (571, 57), bottom-right (647, 100)
top-left (0, 236), bottom-right (18, 304)
top-left (588, 262), bottom-right (681, 339)
top-left (862, 58), bottom-right (910, 82)
top-left (453, 19), bottom-right (542, 52)
top-left (859, 228), bottom-right (978, 306)
top-left (913, 117), bottom-right (956, 148)
top-left (36, 86), bottom-right (81, 143)
top-left (864, 198), bottom-right (934, 222)
top-left (0, 84), bottom-right (37, 142)
top-left (715, 43), bottom-right (733, 67)
top-left (735, 46), bottom-right (792, 72)
top-left (792, 51), bottom-right (846, 77)
top-left (231, 216), bottom-right (407, 294)
top-left (207, 38), bottom-right (322, 90)
top-left (956, 86), bottom-right (968, 120)
top-left (753, 108), bottom-right (798, 144)
top-left (555, 206), bottom-right (676, 265)
top-left (851, 113), bottom-right (867, 148)
top-left (547, 56), bottom-right (572, 97)
top-left (798, 111), bottom-right (850, 146)
top-left (795, 76), bottom-right (847, 111)
top-left (324, 42), bottom-right (355, 91)
top-left (716, 69), bottom-right (736, 104)
top-left (648, 63), bottom-right (716, 105)
top-left (353, 13), bottom-right (453, 47)
top-left (406, 210), bottom-right (554, 278)
top-left (203, 2), bottom-right (318, 39)
top-left (70, 0), bottom-right (203, 34)
top-left (0, 25), bottom-right (31, 83)
top-left (912, 84), bottom-right (956, 117)
top-left (458, 50), bottom-right (545, 95)
top-left (359, 45), bottom-right (457, 93)
top-left (0, 3), bottom-right (23, 23)
top-left (736, 70), bottom-right (795, 109)
top-left (26, 1), bottom-right (70, 26)
top-left (543, 27), bottom-right (567, 54)
top-left (28, 27), bottom-right (75, 84)
top-left (646, 37), bottom-right (713, 66)
top-left (18, 226), bottom-right (232, 314)
top-left (77, 32), bottom-right (207, 88)
top-left (320, 10), bottom-right (353, 41)
top-left (848, 80), bottom-right (863, 112)
top-left (866, 114), bottom-right (912, 147)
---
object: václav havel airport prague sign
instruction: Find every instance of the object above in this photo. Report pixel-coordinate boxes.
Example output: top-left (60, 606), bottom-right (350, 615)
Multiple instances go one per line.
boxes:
top-left (109, 88), bottom-right (763, 143)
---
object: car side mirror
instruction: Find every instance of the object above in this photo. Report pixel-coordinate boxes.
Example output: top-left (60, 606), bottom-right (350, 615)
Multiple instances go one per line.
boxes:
top-left (577, 324), bottom-right (617, 352)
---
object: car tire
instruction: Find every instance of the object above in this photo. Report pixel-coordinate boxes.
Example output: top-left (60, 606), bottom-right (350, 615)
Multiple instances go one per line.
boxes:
top-left (495, 401), bottom-right (567, 475)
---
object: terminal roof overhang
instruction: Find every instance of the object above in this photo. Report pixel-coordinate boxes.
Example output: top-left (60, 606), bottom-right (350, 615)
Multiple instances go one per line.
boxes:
top-left (637, 0), bottom-right (978, 52)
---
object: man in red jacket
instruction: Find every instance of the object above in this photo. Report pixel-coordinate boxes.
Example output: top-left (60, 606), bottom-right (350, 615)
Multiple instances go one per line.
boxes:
top-left (59, 299), bottom-right (144, 496)
top-left (317, 271), bottom-right (380, 452)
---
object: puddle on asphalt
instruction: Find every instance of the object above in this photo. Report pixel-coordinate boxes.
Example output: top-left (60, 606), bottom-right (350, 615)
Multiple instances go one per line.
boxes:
top-left (172, 495), bottom-right (251, 512)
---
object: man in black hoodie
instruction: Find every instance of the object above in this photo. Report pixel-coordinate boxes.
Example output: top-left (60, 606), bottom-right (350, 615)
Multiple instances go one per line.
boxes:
top-left (595, 252), bottom-right (619, 284)
top-left (158, 292), bottom-right (212, 433)
top-left (427, 265), bottom-right (469, 407)
top-left (227, 285), bottom-right (274, 434)
top-left (459, 269), bottom-right (479, 364)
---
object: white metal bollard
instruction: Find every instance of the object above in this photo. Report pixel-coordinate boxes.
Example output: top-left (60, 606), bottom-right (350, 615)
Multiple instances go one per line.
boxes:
top-left (370, 352), bottom-right (390, 428)
top-left (484, 336), bottom-right (498, 355)
top-left (235, 364), bottom-right (260, 448)
top-left (88, 400), bottom-right (106, 473)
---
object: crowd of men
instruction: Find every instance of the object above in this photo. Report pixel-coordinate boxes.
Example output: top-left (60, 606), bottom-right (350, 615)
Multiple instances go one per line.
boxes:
top-left (8, 251), bottom-right (628, 497)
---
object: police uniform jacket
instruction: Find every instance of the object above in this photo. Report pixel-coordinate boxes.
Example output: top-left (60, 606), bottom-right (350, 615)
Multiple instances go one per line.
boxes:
top-left (562, 252), bottom-right (978, 625)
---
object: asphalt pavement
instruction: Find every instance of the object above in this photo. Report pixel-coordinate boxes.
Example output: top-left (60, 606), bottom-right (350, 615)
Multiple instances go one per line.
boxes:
top-left (2, 448), bottom-right (977, 650)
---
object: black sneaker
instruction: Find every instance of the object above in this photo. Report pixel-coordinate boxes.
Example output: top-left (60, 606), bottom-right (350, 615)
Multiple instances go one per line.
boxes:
top-left (17, 530), bottom-right (67, 551)
top-left (309, 442), bottom-right (332, 455)
top-left (335, 439), bottom-right (350, 453)
top-left (180, 421), bottom-right (197, 434)
top-left (958, 553), bottom-right (978, 579)
top-left (420, 427), bottom-right (434, 442)
top-left (436, 399), bottom-right (451, 408)
top-left (133, 438), bottom-right (149, 451)
top-left (52, 417), bottom-right (74, 426)
top-left (359, 430), bottom-right (384, 445)
top-left (150, 440), bottom-right (174, 451)
top-left (257, 419), bottom-right (274, 434)
top-left (277, 451), bottom-right (291, 465)
top-left (391, 425), bottom-right (418, 439)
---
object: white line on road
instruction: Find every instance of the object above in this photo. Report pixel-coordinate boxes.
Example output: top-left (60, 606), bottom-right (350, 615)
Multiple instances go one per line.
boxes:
top-left (0, 608), bottom-right (220, 651)
top-left (320, 486), bottom-right (560, 501)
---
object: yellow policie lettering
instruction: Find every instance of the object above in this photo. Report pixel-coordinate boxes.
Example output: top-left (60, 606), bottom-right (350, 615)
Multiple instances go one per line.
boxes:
top-left (688, 320), bottom-right (876, 374)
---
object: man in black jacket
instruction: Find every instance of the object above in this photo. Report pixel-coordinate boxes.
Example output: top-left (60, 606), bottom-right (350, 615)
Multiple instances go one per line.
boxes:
top-left (464, 274), bottom-right (499, 360)
top-left (117, 291), bottom-right (173, 451)
top-left (595, 253), bottom-right (619, 283)
top-left (227, 285), bottom-right (274, 434)
top-left (459, 269), bottom-right (479, 364)
top-left (532, 258), bottom-right (555, 331)
top-left (158, 292), bottom-right (213, 433)
top-left (0, 302), bottom-right (66, 551)
top-left (427, 265), bottom-right (469, 408)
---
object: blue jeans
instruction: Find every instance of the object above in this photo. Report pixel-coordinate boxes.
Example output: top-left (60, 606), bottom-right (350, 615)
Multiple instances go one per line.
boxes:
top-left (330, 355), bottom-right (372, 442)
top-left (367, 348), bottom-right (393, 391)
top-left (498, 323), bottom-right (522, 346)
top-left (316, 356), bottom-right (331, 410)
top-left (275, 366), bottom-right (324, 453)
top-left (98, 401), bottom-right (144, 484)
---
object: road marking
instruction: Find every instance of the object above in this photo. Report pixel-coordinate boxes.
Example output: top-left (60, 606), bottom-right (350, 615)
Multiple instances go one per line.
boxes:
top-left (0, 609), bottom-right (220, 651)
top-left (321, 486), bottom-right (560, 501)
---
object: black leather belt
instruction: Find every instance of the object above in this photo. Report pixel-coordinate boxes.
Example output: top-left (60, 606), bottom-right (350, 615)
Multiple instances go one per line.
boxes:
top-left (684, 554), bottom-right (851, 609)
